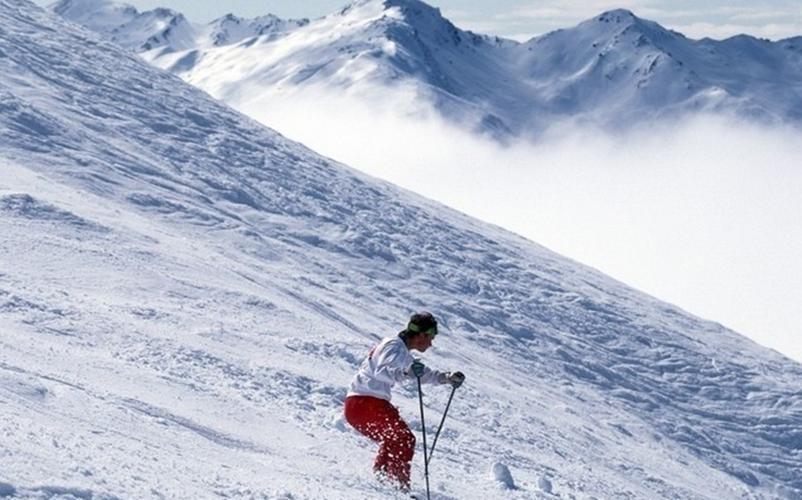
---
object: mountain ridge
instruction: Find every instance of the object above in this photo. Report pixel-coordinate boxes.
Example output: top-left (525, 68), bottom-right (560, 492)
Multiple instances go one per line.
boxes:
top-left (50, 0), bottom-right (308, 53)
top-left (53, 0), bottom-right (802, 137)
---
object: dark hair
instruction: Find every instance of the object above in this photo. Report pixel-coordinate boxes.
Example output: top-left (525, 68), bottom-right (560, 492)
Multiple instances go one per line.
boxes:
top-left (399, 311), bottom-right (438, 343)
top-left (398, 329), bottom-right (413, 343)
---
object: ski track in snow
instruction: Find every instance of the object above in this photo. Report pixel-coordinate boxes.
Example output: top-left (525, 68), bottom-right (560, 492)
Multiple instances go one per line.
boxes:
top-left (1, 1), bottom-right (802, 499)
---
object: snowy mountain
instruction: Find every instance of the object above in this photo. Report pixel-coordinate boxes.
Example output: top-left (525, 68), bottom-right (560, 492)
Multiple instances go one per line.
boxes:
top-left (53, 0), bottom-right (802, 138)
top-left (4, 0), bottom-right (802, 498)
top-left (50, 0), bottom-right (308, 53)
top-left (516, 9), bottom-right (802, 127)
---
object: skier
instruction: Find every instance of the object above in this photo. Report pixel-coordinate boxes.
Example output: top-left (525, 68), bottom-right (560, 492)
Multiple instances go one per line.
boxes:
top-left (344, 311), bottom-right (465, 493)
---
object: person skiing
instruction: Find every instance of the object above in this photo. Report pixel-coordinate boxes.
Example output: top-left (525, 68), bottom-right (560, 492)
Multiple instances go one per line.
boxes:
top-left (344, 311), bottom-right (465, 492)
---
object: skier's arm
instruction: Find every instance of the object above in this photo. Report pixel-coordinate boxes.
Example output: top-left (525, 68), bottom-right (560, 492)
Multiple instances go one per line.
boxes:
top-left (408, 360), bottom-right (450, 385)
top-left (419, 367), bottom-right (449, 384)
top-left (373, 344), bottom-right (415, 383)
top-left (373, 341), bottom-right (452, 385)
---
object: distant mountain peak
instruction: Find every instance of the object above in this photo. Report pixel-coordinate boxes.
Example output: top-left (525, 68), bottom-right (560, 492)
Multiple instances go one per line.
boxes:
top-left (209, 12), bottom-right (282, 26)
top-left (596, 9), bottom-right (638, 23)
top-left (383, 0), bottom-right (442, 13)
top-left (204, 11), bottom-right (301, 47)
top-left (347, 0), bottom-right (436, 9)
top-left (578, 8), bottom-right (684, 49)
top-left (587, 8), bottom-right (671, 34)
top-left (149, 7), bottom-right (182, 19)
top-left (51, 0), bottom-right (121, 15)
top-left (50, 0), bottom-right (140, 34)
top-left (339, 0), bottom-right (445, 23)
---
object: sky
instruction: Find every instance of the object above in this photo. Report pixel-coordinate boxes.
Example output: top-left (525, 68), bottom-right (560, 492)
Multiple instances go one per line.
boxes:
top-left (39, 0), bottom-right (802, 41)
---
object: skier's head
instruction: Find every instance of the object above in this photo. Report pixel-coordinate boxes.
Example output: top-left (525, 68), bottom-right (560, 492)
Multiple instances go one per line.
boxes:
top-left (400, 311), bottom-right (438, 352)
top-left (407, 311), bottom-right (438, 336)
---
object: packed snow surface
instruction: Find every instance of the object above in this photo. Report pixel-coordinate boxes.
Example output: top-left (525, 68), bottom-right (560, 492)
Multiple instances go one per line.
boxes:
top-left (3, 1), bottom-right (802, 498)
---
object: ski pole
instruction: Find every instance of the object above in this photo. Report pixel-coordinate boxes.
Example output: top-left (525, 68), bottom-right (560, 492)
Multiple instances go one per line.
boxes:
top-left (428, 384), bottom-right (457, 462)
top-left (416, 374), bottom-right (431, 500)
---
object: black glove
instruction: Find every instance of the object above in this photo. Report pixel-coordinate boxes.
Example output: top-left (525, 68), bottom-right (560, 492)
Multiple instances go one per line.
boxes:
top-left (447, 371), bottom-right (465, 388)
top-left (411, 359), bottom-right (425, 377)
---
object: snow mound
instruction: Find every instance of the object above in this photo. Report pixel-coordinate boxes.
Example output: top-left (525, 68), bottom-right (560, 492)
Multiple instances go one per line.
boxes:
top-left (491, 462), bottom-right (516, 490)
top-left (538, 475), bottom-right (553, 494)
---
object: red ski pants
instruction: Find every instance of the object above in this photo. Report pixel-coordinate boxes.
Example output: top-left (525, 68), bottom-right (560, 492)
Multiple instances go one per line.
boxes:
top-left (344, 395), bottom-right (416, 489)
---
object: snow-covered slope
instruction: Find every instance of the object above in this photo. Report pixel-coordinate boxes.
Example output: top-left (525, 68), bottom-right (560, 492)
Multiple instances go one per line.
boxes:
top-left (54, 0), bottom-right (802, 138)
top-left (4, 1), bottom-right (802, 498)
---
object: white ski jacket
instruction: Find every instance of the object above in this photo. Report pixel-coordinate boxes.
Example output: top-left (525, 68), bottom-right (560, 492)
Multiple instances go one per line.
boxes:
top-left (347, 336), bottom-right (448, 401)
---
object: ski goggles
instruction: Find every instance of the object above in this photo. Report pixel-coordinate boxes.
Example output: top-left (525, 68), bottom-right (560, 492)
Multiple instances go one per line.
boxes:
top-left (408, 322), bottom-right (438, 337)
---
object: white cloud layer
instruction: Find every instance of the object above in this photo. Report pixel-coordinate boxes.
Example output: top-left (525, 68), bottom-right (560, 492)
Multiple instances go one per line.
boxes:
top-left (243, 85), bottom-right (802, 362)
top-left (673, 21), bottom-right (801, 40)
